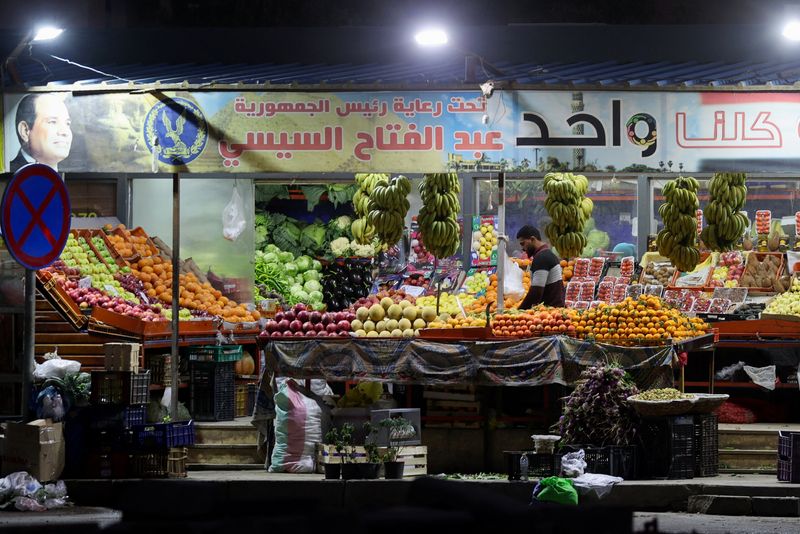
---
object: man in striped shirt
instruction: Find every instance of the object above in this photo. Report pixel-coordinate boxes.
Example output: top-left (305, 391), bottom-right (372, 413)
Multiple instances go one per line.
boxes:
top-left (516, 225), bottom-right (566, 308)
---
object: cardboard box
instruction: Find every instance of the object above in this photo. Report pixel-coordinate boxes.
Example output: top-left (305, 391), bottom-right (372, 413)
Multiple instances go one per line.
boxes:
top-left (1, 419), bottom-right (65, 482)
top-left (104, 342), bottom-right (140, 372)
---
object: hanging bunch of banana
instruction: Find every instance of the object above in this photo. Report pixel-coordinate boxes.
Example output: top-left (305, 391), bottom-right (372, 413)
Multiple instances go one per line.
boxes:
top-left (351, 173), bottom-right (388, 244)
top-left (418, 173), bottom-right (461, 259)
top-left (367, 175), bottom-right (411, 246)
top-left (657, 176), bottom-right (700, 272)
top-left (701, 172), bottom-right (749, 252)
top-left (543, 172), bottom-right (592, 259)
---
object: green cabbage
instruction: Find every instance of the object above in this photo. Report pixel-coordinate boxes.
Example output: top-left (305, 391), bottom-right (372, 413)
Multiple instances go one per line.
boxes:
top-left (311, 259), bottom-right (322, 272)
top-left (308, 290), bottom-right (323, 303)
top-left (277, 251), bottom-right (294, 263)
top-left (311, 301), bottom-right (326, 312)
top-left (304, 279), bottom-right (322, 293)
top-left (296, 255), bottom-right (313, 272)
top-left (263, 252), bottom-right (278, 263)
top-left (284, 262), bottom-right (298, 276)
top-left (303, 270), bottom-right (320, 282)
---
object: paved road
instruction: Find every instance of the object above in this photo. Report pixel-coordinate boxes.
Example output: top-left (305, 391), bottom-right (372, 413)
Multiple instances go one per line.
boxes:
top-left (634, 512), bottom-right (800, 534)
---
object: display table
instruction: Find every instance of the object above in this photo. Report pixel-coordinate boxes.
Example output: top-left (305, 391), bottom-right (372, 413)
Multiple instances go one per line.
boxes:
top-left (260, 335), bottom-right (682, 388)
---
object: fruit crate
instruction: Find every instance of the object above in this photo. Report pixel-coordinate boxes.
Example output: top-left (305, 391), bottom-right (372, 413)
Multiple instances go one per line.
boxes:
top-left (129, 450), bottom-right (169, 478)
top-left (235, 383), bottom-right (257, 418)
top-left (90, 370), bottom-right (150, 405)
top-left (168, 447), bottom-right (188, 478)
top-left (88, 404), bottom-right (148, 430)
top-left (562, 445), bottom-right (639, 480)
top-left (741, 252), bottom-right (785, 293)
top-left (504, 451), bottom-right (561, 481)
top-left (36, 275), bottom-right (87, 330)
top-left (694, 413), bottom-right (719, 477)
top-left (188, 344), bottom-right (243, 363)
top-left (640, 415), bottom-right (695, 479)
top-left (190, 361), bottom-right (235, 421)
top-left (777, 431), bottom-right (800, 483)
top-left (146, 354), bottom-right (172, 387)
top-left (131, 420), bottom-right (195, 449)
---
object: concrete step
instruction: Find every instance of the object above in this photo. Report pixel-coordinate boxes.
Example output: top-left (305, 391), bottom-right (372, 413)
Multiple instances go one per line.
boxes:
top-left (719, 449), bottom-right (777, 472)
top-left (718, 424), bottom-right (784, 451)
top-left (187, 443), bottom-right (261, 465)
top-left (188, 463), bottom-right (264, 471)
top-left (688, 495), bottom-right (800, 517)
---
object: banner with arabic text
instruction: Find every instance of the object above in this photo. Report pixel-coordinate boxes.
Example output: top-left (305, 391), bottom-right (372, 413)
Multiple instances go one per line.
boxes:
top-left (4, 91), bottom-right (800, 173)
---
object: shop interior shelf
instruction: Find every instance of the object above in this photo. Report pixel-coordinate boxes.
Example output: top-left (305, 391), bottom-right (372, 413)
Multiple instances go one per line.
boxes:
top-left (685, 381), bottom-right (798, 390)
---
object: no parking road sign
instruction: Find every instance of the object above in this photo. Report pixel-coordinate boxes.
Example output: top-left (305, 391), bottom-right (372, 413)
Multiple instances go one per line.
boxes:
top-left (1, 164), bottom-right (70, 270)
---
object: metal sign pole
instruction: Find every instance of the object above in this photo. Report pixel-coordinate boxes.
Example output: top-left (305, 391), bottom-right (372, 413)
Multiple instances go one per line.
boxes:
top-left (22, 269), bottom-right (35, 419)
top-left (170, 173), bottom-right (180, 420)
top-left (496, 172), bottom-right (506, 312)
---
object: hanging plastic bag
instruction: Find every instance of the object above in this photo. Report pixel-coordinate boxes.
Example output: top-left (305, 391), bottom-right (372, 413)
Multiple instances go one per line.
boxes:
top-left (744, 365), bottom-right (777, 391)
top-left (503, 254), bottom-right (526, 301)
top-left (532, 476), bottom-right (578, 506)
top-left (222, 181), bottom-right (246, 241)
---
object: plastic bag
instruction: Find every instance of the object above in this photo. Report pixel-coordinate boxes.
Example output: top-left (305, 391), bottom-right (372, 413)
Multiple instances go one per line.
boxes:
top-left (744, 365), bottom-right (777, 391)
top-left (561, 449), bottom-right (587, 478)
top-left (222, 182), bottom-right (246, 242)
top-left (532, 476), bottom-right (578, 506)
top-left (36, 386), bottom-right (65, 422)
top-left (572, 473), bottom-right (623, 499)
top-left (503, 254), bottom-right (526, 301)
top-left (33, 358), bottom-right (80, 382)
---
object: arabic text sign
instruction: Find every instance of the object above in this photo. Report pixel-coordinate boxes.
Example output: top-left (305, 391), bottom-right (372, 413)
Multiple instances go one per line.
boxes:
top-left (1, 164), bottom-right (70, 270)
top-left (4, 91), bottom-right (800, 173)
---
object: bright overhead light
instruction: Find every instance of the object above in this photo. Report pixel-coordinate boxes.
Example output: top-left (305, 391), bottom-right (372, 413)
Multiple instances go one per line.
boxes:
top-left (783, 20), bottom-right (800, 41)
top-left (414, 28), bottom-right (448, 47)
top-left (32, 26), bottom-right (64, 41)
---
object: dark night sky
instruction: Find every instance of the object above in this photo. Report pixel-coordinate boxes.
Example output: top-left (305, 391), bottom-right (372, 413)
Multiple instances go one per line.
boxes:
top-left (0, 0), bottom-right (793, 29)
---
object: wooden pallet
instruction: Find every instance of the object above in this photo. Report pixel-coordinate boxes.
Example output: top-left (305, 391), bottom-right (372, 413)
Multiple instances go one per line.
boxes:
top-left (315, 444), bottom-right (428, 477)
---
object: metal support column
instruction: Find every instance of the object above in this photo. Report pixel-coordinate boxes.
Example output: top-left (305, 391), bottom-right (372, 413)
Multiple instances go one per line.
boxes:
top-left (636, 174), bottom-right (651, 256)
top-left (170, 174), bottom-right (180, 419)
top-left (461, 174), bottom-right (475, 268)
top-left (496, 172), bottom-right (506, 312)
top-left (22, 269), bottom-right (35, 419)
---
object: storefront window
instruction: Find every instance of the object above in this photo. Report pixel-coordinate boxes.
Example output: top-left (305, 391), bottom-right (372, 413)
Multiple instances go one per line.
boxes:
top-left (66, 180), bottom-right (117, 218)
top-left (650, 177), bottom-right (800, 236)
top-left (476, 176), bottom-right (639, 258)
top-left (131, 178), bottom-right (255, 304)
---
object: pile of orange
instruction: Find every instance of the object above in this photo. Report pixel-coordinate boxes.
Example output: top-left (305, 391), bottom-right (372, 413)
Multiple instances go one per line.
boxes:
top-left (105, 225), bottom-right (158, 258)
top-left (492, 307), bottom-right (574, 338)
top-left (568, 295), bottom-right (708, 346)
top-left (560, 259), bottom-right (576, 282)
top-left (132, 255), bottom-right (259, 323)
top-left (466, 271), bottom-right (531, 313)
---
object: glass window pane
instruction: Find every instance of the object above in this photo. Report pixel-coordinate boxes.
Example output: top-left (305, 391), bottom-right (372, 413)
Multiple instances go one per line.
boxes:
top-left (477, 176), bottom-right (638, 258)
top-left (66, 180), bottom-right (117, 217)
top-left (131, 178), bottom-right (254, 304)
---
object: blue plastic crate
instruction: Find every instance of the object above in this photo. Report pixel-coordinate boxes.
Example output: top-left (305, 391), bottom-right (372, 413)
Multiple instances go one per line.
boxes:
top-left (131, 420), bottom-right (195, 450)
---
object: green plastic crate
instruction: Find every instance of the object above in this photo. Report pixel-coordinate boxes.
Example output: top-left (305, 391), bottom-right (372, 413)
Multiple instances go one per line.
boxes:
top-left (187, 345), bottom-right (243, 363)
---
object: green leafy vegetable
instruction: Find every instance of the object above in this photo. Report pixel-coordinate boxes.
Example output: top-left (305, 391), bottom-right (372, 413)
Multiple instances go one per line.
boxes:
top-left (256, 185), bottom-right (290, 204)
top-left (301, 185), bottom-right (327, 212)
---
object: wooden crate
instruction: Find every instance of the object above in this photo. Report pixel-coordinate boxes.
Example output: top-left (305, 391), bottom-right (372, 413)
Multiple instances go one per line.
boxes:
top-left (315, 444), bottom-right (427, 477)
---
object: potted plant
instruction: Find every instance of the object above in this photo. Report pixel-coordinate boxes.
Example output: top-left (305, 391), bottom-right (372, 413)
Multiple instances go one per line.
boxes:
top-left (380, 416), bottom-right (413, 479)
top-left (323, 427), bottom-right (343, 480)
top-left (337, 423), bottom-right (360, 480)
top-left (359, 421), bottom-right (382, 479)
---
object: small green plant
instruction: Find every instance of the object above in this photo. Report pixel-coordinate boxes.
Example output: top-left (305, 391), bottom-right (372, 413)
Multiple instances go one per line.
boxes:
top-left (337, 423), bottom-right (356, 464)
top-left (325, 427), bottom-right (345, 459)
top-left (362, 421), bottom-right (381, 463)
top-left (380, 416), bottom-right (414, 462)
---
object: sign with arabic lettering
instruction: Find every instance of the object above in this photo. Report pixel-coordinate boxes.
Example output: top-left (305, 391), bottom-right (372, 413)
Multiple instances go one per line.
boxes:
top-left (3, 91), bottom-right (800, 173)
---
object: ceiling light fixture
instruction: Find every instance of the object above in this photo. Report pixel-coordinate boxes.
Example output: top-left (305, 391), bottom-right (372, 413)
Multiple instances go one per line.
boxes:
top-left (414, 28), bottom-right (448, 47)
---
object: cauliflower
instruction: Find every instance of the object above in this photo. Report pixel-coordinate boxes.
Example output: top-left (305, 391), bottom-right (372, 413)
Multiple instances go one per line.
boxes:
top-left (351, 240), bottom-right (375, 257)
top-left (330, 237), bottom-right (351, 257)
